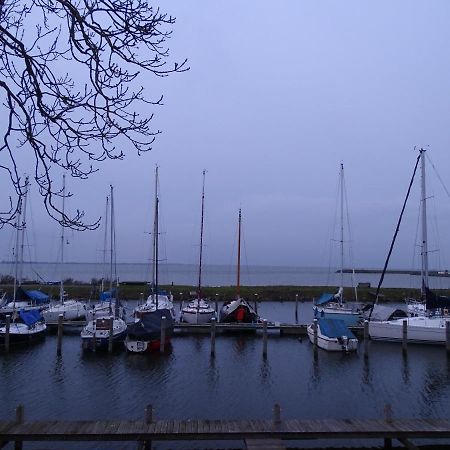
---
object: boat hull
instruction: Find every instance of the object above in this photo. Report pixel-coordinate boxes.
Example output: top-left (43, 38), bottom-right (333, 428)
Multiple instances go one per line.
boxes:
top-left (81, 317), bottom-right (127, 351)
top-left (0, 322), bottom-right (47, 345)
top-left (180, 304), bottom-right (216, 324)
top-left (369, 317), bottom-right (450, 344)
top-left (124, 336), bottom-right (171, 353)
top-left (219, 299), bottom-right (257, 324)
top-left (307, 322), bottom-right (358, 352)
top-left (43, 301), bottom-right (87, 323)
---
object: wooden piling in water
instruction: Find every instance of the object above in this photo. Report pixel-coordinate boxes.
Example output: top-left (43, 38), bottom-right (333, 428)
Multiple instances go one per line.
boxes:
top-left (160, 316), bottom-right (166, 354)
top-left (57, 314), bottom-right (64, 355)
top-left (313, 319), bottom-right (318, 353)
top-left (15, 404), bottom-right (24, 450)
top-left (142, 405), bottom-right (153, 450)
top-left (5, 315), bottom-right (10, 353)
top-left (108, 318), bottom-right (114, 354)
top-left (295, 294), bottom-right (298, 324)
top-left (364, 320), bottom-right (369, 358)
top-left (92, 313), bottom-right (97, 352)
top-left (262, 319), bottom-right (268, 358)
top-left (446, 321), bottom-right (450, 354)
top-left (273, 403), bottom-right (281, 425)
top-left (210, 317), bottom-right (216, 357)
top-left (402, 320), bottom-right (407, 354)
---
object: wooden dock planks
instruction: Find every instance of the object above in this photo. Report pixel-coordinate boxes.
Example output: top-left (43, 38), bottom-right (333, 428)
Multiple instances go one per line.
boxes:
top-left (1, 418), bottom-right (450, 444)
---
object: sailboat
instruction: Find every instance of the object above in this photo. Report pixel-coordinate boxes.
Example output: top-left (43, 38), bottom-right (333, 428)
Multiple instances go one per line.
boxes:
top-left (42, 175), bottom-right (87, 325)
top-left (219, 209), bottom-right (258, 323)
top-left (0, 181), bottom-right (47, 344)
top-left (369, 148), bottom-right (450, 344)
top-left (313, 163), bottom-right (364, 326)
top-left (86, 195), bottom-right (124, 321)
top-left (81, 185), bottom-right (127, 351)
top-left (1, 179), bottom-right (50, 319)
top-left (1, 179), bottom-right (50, 316)
top-left (132, 166), bottom-right (175, 321)
top-left (125, 166), bottom-right (175, 353)
top-left (180, 171), bottom-right (216, 324)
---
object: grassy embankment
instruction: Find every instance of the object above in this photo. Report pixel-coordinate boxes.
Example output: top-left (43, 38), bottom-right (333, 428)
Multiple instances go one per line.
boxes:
top-left (1, 283), bottom-right (442, 303)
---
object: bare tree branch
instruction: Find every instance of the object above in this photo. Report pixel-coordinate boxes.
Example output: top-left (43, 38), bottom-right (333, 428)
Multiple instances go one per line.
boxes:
top-left (0, 0), bottom-right (188, 230)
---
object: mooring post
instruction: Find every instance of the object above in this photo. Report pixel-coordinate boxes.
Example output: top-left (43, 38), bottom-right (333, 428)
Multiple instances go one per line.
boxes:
top-left (295, 294), bottom-right (299, 324)
top-left (402, 320), bottom-right (407, 354)
top-left (15, 404), bottom-right (24, 450)
top-left (273, 403), bottom-right (281, 425)
top-left (5, 315), bottom-right (11, 353)
top-left (262, 319), bottom-right (268, 358)
top-left (92, 312), bottom-right (96, 352)
top-left (145, 404), bottom-right (153, 424)
top-left (142, 404), bottom-right (153, 450)
top-left (160, 316), bottom-right (166, 353)
top-left (108, 318), bottom-right (114, 354)
top-left (210, 317), bottom-right (216, 357)
top-left (313, 318), bottom-right (318, 353)
top-left (384, 403), bottom-right (393, 448)
top-left (57, 314), bottom-right (63, 355)
top-left (364, 320), bottom-right (369, 358)
top-left (446, 321), bottom-right (450, 354)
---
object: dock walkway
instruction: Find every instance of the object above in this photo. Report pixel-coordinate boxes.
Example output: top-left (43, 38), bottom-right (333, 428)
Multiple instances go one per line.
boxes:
top-left (1, 416), bottom-right (450, 448)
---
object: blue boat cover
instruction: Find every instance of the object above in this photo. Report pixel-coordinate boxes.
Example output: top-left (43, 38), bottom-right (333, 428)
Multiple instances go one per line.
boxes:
top-left (315, 293), bottom-right (334, 306)
top-left (19, 309), bottom-right (42, 326)
top-left (100, 289), bottom-right (117, 302)
top-left (23, 290), bottom-right (49, 304)
top-left (318, 318), bottom-right (356, 339)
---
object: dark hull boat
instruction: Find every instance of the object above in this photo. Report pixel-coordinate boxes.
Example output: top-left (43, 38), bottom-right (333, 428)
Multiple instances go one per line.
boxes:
top-left (0, 310), bottom-right (47, 346)
top-left (219, 298), bottom-right (258, 324)
top-left (219, 209), bottom-right (260, 325)
top-left (125, 309), bottom-right (174, 353)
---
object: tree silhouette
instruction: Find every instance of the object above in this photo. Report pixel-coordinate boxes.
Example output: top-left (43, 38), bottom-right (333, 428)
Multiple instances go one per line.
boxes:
top-left (0, 0), bottom-right (187, 229)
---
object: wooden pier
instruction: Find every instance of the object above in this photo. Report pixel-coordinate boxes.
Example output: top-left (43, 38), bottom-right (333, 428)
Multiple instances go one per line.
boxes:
top-left (2, 405), bottom-right (450, 449)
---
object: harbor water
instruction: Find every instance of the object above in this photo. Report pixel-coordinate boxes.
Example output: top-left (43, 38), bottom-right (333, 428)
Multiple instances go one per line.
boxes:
top-left (1, 301), bottom-right (450, 449)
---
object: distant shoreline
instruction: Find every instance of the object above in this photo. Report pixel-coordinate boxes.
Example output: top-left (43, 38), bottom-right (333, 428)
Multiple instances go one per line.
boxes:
top-left (0, 282), bottom-right (445, 303)
top-left (342, 268), bottom-right (450, 277)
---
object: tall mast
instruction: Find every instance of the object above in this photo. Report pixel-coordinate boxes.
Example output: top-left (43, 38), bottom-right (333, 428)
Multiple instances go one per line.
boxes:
top-left (155, 196), bottom-right (159, 310)
top-left (420, 148), bottom-right (429, 293)
top-left (339, 163), bottom-right (344, 305)
top-left (18, 179), bottom-right (29, 289)
top-left (236, 208), bottom-right (242, 299)
top-left (13, 197), bottom-right (22, 303)
top-left (101, 195), bottom-right (109, 293)
top-left (151, 166), bottom-right (159, 301)
top-left (109, 185), bottom-right (114, 314)
top-left (59, 175), bottom-right (66, 305)
top-left (197, 170), bottom-right (206, 301)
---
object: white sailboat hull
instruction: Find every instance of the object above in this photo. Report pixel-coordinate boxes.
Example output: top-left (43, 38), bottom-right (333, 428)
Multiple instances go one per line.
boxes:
top-left (42, 300), bottom-right (87, 322)
top-left (307, 323), bottom-right (358, 352)
top-left (180, 299), bottom-right (216, 324)
top-left (369, 316), bottom-right (450, 344)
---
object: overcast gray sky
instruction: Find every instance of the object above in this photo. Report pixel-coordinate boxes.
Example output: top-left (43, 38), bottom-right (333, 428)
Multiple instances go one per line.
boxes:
top-left (2, 0), bottom-right (450, 270)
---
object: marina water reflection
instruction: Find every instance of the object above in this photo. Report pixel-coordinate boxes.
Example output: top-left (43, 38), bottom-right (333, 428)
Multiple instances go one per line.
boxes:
top-left (1, 301), bottom-right (450, 449)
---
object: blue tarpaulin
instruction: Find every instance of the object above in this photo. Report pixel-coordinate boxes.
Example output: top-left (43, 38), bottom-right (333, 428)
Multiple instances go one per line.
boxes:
top-left (19, 309), bottom-right (42, 326)
top-left (315, 293), bottom-right (334, 306)
top-left (318, 318), bottom-right (356, 339)
top-left (100, 289), bottom-right (117, 302)
top-left (18, 289), bottom-right (49, 304)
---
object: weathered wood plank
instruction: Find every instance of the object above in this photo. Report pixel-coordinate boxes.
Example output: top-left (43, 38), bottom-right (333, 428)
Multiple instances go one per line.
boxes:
top-left (1, 417), bottom-right (450, 443)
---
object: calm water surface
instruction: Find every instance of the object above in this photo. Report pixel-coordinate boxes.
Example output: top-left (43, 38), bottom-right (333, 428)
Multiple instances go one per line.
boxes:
top-left (1, 302), bottom-right (450, 449)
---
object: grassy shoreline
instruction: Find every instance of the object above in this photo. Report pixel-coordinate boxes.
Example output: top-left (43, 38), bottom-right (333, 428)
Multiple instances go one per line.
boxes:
top-left (2, 283), bottom-right (446, 303)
